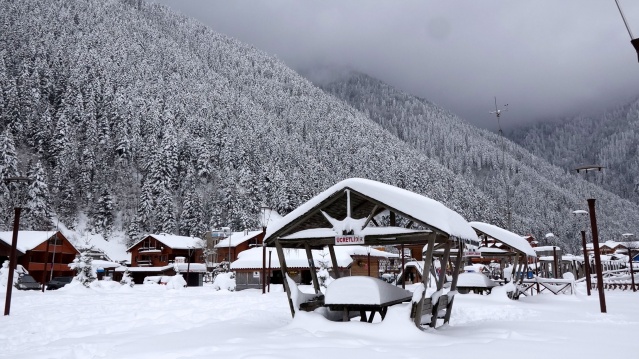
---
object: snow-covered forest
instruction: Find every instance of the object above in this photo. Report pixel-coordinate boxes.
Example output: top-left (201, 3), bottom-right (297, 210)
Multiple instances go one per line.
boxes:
top-left (315, 72), bottom-right (639, 248)
top-left (0, 0), bottom-right (637, 251)
top-left (508, 98), bottom-right (639, 205)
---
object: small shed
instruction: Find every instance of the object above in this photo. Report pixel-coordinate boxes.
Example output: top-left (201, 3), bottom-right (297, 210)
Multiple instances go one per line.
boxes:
top-left (264, 178), bottom-right (478, 328)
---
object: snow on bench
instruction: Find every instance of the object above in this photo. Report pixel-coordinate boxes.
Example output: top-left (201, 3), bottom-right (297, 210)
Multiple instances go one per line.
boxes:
top-left (324, 277), bottom-right (412, 322)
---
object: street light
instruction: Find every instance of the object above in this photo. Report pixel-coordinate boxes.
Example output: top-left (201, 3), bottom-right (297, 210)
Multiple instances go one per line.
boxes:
top-left (613, 0), bottom-right (639, 62)
top-left (621, 233), bottom-right (636, 292)
top-left (545, 233), bottom-right (560, 279)
top-left (574, 165), bottom-right (607, 313)
top-left (260, 205), bottom-right (272, 294)
top-left (3, 176), bottom-right (31, 316)
top-left (573, 210), bottom-right (592, 296)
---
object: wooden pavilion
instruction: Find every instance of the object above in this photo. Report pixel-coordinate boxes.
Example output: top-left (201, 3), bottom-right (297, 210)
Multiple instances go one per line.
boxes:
top-left (263, 178), bottom-right (479, 328)
top-left (469, 222), bottom-right (538, 297)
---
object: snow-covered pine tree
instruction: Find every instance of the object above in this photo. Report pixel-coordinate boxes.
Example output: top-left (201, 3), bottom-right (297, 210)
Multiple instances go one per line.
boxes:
top-left (93, 187), bottom-right (114, 239)
top-left (119, 268), bottom-right (134, 287)
top-left (0, 129), bottom-right (19, 229)
top-left (23, 161), bottom-right (50, 230)
top-left (70, 251), bottom-right (96, 287)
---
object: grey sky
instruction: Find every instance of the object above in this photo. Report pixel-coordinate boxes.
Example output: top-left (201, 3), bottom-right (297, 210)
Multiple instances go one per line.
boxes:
top-left (153, 0), bottom-right (639, 130)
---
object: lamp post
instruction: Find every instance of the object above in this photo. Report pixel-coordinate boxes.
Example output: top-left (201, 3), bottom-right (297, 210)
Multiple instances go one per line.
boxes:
top-left (622, 233), bottom-right (636, 292)
top-left (572, 210), bottom-right (592, 296)
top-left (545, 233), bottom-right (559, 279)
top-left (3, 176), bottom-right (31, 316)
top-left (613, 0), bottom-right (639, 62)
top-left (575, 165), bottom-right (606, 313)
top-left (260, 205), bottom-right (272, 294)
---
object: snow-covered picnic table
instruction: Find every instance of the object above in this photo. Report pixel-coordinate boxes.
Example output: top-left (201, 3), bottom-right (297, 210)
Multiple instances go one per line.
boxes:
top-left (324, 276), bottom-right (413, 322)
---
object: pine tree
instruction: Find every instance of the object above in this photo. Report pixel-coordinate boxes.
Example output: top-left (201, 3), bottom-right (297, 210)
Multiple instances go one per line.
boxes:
top-left (70, 251), bottom-right (96, 287)
top-left (0, 129), bottom-right (19, 229)
top-left (119, 268), bottom-right (134, 287)
top-left (23, 161), bottom-right (50, 230)
top-left (93, 187), bottom-right (114, 239)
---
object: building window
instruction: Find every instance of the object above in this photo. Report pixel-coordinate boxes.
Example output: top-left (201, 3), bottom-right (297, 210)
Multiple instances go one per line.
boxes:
top-left (48, 237), bottom-right (63, 245)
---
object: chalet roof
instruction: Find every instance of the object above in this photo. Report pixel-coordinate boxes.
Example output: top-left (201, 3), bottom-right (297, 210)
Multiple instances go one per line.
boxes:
top-left (214, 230), bottom-right (263, 248)
top-left (127, 233), bottom-right (203, 252)
top-left (469, 222), bottom-right (537, 258)
top-left (264, 178), bottom-right (478, 248)
top-left (230, 245), bottom-right (398, 270)
top-left (0, 231), bottom-right (72, 255)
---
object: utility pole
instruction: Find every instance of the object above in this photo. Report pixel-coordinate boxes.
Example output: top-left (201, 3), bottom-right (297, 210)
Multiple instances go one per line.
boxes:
top-left (490, 97), bottom-right (511, 229)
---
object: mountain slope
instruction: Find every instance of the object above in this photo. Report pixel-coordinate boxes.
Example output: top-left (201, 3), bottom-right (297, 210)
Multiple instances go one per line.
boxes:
top-left (0, 0), bottom-right (496, 245)
top-left (314, 71), bottom-right (639, 248)
top-left (507, 98), bottom-right (639, 204)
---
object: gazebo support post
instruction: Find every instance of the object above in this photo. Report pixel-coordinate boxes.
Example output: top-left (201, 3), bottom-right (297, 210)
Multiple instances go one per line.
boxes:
top-left (304, 242), bottom-right (321, 294)
top-left (413, 237), bottom-right (435, 328)
top-left (444, 240), bottom-right (464, 324)
top-left (436, 240), bottom-right (451, 290)
top-left (328, 244), bottom-right (340, 279)
top-left (275, 239), bottom-right (296, 318)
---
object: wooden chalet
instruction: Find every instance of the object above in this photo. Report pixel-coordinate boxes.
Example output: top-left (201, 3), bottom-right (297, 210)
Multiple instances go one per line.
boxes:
top-left (214, 230), bottom-right (264, 263)
top-left (0, 231), bottom-right (79, 283)
top-left (230, 245), bottom-right (398, 291)
top-left (127, 233), bottom-right (204, 267)
top-left (263, 178), bottom-right (479, 329)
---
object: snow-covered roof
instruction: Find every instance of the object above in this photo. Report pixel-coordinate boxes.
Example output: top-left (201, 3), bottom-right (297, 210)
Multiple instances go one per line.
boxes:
top-left (533, 246), bottom-right (562, 252)
top-left (324, 277), bottom-right (412, 305)
top-left (127, 233), bottom-right (203, 251)
top-left (469, 222), bottom-right (537, 258)
top-left (230, 245), bottom-right (398, 270)
top-left (214, 230), bottom-right (263, 248)
top-left (266, 178), bottom-right (478, 245)
top-left (0, 231), bottom-right (68, 254)
top-left (456, 272), bottom-right (497, 288)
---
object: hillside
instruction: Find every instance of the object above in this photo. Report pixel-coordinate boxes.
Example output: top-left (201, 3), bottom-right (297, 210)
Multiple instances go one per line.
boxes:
top-left (0, 0), bottom-right (497, 246)
top-left (507, 98), bottom-right (639, 206)
top-left (314, 71), bottom-right (639, 249)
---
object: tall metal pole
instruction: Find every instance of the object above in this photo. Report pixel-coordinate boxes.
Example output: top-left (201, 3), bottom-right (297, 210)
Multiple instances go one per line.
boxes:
top-left (581, 230), bottom-right (592, 296)
top-left (41, 234), bottom-right (51, 292)
top-left (4, 207), bottom-right (21, 316)
top-left (587, 199), bottom-right (607, 313)
top-left (614, 0), bottom-right (635, 39)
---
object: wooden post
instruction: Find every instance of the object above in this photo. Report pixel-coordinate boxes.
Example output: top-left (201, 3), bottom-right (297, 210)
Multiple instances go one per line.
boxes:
top-left (328, 244), bottom-right (340, 279)
top-left (444, 241), bottom-right (463, 324)
top-left (4, 208), bottom-right (21, 316)
top-left (552, 246), bottom-right (559, 279)
top-left (401, 243), bottom-right (405, 289)
top-left (275, 239), bottom-right (296, 318)
top-left (629, 246), bottom-right (636, 292)
top-left (262, 243), bottom-right (266, 294)
top-left (587, 199), bottom-right (607, 313)
top-left (41, 234), bottom-right (51, 292)
top-left (436, 240), bottom-right (451, 290)
top-left (305, 243), bottom-right (320, 294)
top-left (267, 251), bottom-right (272, 293)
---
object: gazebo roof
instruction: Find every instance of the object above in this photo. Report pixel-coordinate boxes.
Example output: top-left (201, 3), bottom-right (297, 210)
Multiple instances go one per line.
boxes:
top-left (469, 222), bottom-right (537, 258)
top-left (264, 178), bottom-right (478, 248)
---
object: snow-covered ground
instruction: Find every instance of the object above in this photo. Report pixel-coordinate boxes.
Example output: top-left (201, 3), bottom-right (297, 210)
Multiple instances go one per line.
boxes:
top-left (1, 281), bottom-right (637, 359)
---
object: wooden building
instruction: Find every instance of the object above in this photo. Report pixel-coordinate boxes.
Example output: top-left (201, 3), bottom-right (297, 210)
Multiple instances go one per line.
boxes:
top-left (230, 245), bottom-right (398, 291)
top-left (215, 230), bottom-right (264, 263)
top-left (127, 233), bottom-right (204, 267)
top-left (0, 231), bottom-right (79, 282)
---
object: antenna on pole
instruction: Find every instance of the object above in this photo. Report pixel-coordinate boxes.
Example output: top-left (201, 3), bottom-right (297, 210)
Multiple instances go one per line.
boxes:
top-left (489, 97), bottom-right (511, 230)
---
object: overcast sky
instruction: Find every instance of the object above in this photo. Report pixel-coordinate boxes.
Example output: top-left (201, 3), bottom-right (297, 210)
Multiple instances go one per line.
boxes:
top-left (153, 0), bottom-right (639, 130)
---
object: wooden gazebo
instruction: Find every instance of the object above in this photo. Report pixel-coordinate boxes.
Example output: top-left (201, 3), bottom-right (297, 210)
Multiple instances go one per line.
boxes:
top-left (264, 178), bottom-right (479, 328)
top-left (469, 222), bottom-right (537, 296)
